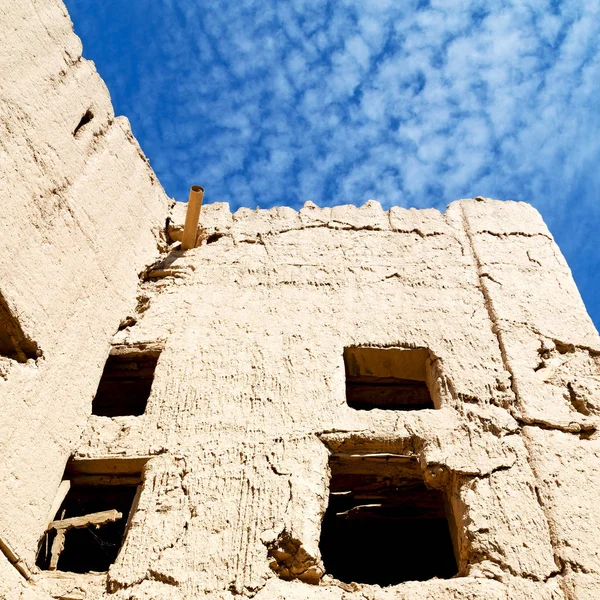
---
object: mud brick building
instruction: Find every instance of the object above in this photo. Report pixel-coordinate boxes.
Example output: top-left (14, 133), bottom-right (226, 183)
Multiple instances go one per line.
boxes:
top-left (1, 2), bottom-right (600, 599)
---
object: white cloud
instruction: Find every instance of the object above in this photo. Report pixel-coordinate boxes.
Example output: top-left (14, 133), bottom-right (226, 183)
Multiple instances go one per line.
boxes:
top-left (346, 34), bottom-right (371, 69)
top-left (70, 0), bottom-right (600, 320)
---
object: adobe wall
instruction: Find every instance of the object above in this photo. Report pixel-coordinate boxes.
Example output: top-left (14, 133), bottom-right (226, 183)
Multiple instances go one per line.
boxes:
top-left (2, 2), bottom-right (600, 600)
top-left (39, 199), bottom-right (596, 600)
top-left (0, 0), bottom-right (170, 596)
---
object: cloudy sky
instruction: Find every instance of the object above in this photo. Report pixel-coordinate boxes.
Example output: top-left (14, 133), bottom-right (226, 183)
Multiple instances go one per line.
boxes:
top-left (64, 0), bottom-right (599, 328)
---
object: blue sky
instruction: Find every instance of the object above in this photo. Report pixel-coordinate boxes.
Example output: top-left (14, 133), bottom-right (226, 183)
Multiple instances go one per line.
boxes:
top-left (64, 0), bottom-right (599, 329)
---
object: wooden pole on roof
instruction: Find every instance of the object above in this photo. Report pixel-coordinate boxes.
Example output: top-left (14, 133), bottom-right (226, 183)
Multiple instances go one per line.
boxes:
top-left (181, 185), bottom-right (204, 250)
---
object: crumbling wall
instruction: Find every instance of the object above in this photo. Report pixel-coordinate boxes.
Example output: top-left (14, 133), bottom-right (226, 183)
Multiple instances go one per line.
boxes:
top-left (0, 0), bottom-right (170, 594)
top-left (460, 200), bottom-right (600, 598)
top-left (55, 198), bottom-right (597, 600)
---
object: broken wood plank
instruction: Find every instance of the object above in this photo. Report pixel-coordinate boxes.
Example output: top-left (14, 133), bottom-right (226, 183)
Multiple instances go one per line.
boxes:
top-left (46, 480), bottom-right (70, 527)
top-left (49, 509), bottom-right (122, 532)
top-left (0, 532), bottom-right (32, 580)
top-left (65, 456), bottom-right (150, 477)
top-left (48, 529), bottom-right (65, 571)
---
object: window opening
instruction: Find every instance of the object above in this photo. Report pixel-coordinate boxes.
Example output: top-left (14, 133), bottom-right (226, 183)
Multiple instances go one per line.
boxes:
top-left (319, 453), bottom-right (457, 585)
top-left (92, 345), bottom-right (161, 417)
top-left (0, 292), bottom-right (40, 362)
top-left (36, 458), bottom-right (146, 573)
top-left (344, 347), bottom-right (434, 410)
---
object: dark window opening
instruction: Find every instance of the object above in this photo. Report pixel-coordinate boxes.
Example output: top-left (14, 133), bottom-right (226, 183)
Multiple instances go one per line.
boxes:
top-left (344, 347), bottom-right (435, 410)
top-left (319, 453), bottom-right (457, 586)
top-left (0, 292), bottom-right (40, 362)
top-left (73, 109), bottom-right (94, 137)
top-left (92, 346), bottom-right (161, 417)
top-left (36, 459), bottom-right (145, 573)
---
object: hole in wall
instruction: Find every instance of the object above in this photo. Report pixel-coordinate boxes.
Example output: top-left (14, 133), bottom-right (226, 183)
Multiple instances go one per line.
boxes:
top-left (36, 458), bottom-right (147, 574)
top-left (0, 292), bottom-right (40, 363)
top-left (92, 345), bottom-right (161, 417)
top-left (319, 453), bottom-right (458, 586)
top-left (206, 232), bottom-right (225, 244)
top-left (344, 347), bottom-right (435, 410)
top-left (73, 109), bottom-right (94, 137)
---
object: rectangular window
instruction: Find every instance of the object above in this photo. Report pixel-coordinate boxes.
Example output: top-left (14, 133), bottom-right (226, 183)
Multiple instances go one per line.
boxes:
top-left (319, 453), bottom-right (457, 585)
top-left (36, 458), bottom-right (146, 573)
top-left (344, 347), bottom-right (435, 410)
top-left (92, 345), bottom-right (161, 417)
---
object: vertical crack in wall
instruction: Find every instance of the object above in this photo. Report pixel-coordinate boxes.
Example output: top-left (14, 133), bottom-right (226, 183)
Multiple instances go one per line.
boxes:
top-left (459, 203), bottom-right (571, 596)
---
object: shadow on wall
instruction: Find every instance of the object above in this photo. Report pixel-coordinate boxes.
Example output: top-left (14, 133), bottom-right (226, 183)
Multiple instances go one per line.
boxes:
top-left (0, 291), bottom-right (40, 363)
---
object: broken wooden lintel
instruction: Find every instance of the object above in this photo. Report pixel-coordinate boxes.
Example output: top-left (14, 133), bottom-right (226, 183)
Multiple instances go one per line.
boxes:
top-left (68, 475), bottom-right (142, 487)
top-left (49, 509), bottom-right (122, 532)
top-left (330, 453), bottom-right (417, 462)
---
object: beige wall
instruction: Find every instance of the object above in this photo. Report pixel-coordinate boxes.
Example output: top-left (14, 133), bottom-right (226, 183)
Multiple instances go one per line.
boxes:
top-left (0, 0), bottom-right (169, 594)
top-left (64, 199), bottom-right (598, 599)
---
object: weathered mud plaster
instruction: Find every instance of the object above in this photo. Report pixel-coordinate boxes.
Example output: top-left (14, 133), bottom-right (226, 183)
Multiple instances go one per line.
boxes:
top-left (0, 0), bottom-right (169, 595)
top-left (44, 198), bottom-right (589, 600)
top-left (2, 2), bottom-right (600, 600)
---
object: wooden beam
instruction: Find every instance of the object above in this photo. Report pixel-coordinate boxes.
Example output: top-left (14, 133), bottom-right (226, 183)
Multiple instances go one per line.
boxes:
top-left (46, 480), bottom-right (70, 526)
top-left (49, 509), bottom-right (122, 532)
top-left (48, 529), bottom-right (65, 571)
top-left (68, 475), bottom-right (142, 487)
top-left (65, 456), bottom-right (150, 477)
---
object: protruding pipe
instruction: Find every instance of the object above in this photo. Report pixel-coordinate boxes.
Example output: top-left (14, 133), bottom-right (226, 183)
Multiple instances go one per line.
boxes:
top-left (181, 185), bottom-right (204, 250)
